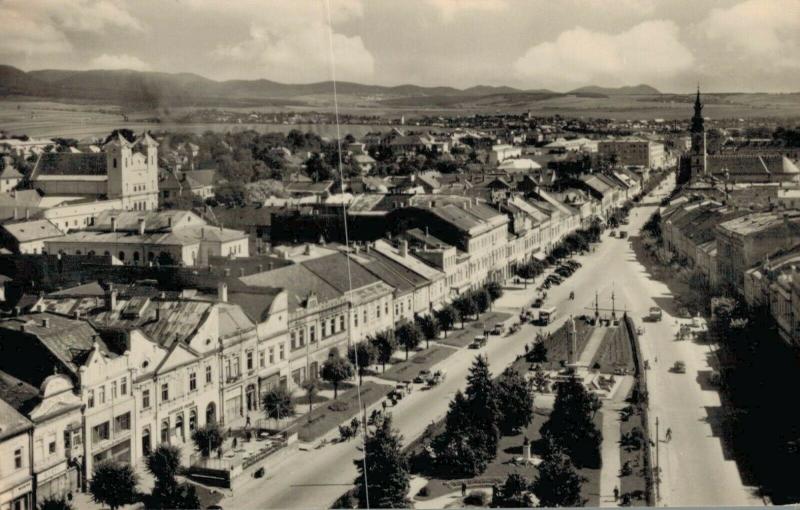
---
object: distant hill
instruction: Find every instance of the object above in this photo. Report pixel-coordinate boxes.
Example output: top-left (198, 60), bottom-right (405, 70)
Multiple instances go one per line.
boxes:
top-left (0, 65), bottom-right (673, 109)
top-left (567, 84), bottom-right (661, 97)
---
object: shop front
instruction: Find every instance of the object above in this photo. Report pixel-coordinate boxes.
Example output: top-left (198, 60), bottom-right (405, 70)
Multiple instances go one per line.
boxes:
top-left (0, 478), bottom-right (32, 510)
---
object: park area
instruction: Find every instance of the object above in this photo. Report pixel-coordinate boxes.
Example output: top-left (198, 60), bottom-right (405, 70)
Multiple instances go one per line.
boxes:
top-left (380, 344), bottom-right (456, 383)
top-left (439, 311), bottom-right (512, 348)
top-left (407, 408), bottom-right (601, 507)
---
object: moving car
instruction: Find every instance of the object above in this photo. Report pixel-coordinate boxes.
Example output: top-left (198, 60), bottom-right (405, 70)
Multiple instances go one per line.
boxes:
top-left (471, 335), bottom-right (487, 349)
top-left (619, 230), bottom-right (628, 239)
top-left (648, 307), bottom-right (662, 322)
top-left (414, 369), bottom-right (432, 384)
top-left (532, 297), bottom-right (544, 308)
top-left (538, 307), bottom-right (557, 325)
top-left (491, 323), bottom-right (505, 335)
top-left (672, 361), bottom-right (686, 373)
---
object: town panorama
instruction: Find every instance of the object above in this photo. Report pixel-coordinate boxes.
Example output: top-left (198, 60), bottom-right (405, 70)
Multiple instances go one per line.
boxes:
top-left (0, 1), bottom-right (799, 509)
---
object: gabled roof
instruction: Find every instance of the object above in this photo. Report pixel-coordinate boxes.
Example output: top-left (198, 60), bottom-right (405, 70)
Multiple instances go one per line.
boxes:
top-left (302, 252), bottom-right (384, 293)
top-left (0, 162), bottom-right (23, 181)
top-left (240, 263), bottom-right (342, 312)
top-left (0, 397), bottom-right (32, 441)
top-left (0, 370), bottom-right (40, 416)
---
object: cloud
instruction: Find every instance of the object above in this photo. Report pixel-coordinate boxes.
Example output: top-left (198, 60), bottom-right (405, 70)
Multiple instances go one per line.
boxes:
top-left (0, 0), bottom-right (143, 57)
top-left (705, 0), bottom-right (800, 67)
top-left (90, 53), bottom-right (151, 71)
top-left (513, 20), bottom-right (694, 89)
top-left (425, 0), bottom-right (508, 22)
top-left (207, 0), bottom-right (374, 83)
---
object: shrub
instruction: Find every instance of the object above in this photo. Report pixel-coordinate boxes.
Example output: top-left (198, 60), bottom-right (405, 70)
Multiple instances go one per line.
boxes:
top-left (329, 400), bottom-right (349, 412)
top-left (417, 486), bottom-right (430, 497)
top-left (464, 490), bottom-right (489, 506)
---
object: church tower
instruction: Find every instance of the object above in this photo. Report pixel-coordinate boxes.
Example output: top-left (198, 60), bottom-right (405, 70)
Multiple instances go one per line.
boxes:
top-left (690, 87), bottom-right (707, 179)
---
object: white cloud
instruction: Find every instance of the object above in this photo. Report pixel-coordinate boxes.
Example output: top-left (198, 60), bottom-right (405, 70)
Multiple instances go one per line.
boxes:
top-left (206, 0), bottom-right (374, 83)
top-left (425, 0), bottom-right (509, 22)
top-left (0, 0), bottom-right (143, 57)
top-left (513, 20), bottom-right (694, 89)
top-left (90, 53), bottom-right (151, 71)
top-left (705, 0), bottom-right (800, 67)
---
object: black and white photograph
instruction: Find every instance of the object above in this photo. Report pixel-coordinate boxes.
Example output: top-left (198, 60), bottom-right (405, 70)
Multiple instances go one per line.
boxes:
top-left (0, 0), bottom-right (798, 508)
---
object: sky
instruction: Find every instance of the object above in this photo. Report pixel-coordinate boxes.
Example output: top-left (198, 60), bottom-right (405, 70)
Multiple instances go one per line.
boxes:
top-left (1, 0), bottom-right (799, 93)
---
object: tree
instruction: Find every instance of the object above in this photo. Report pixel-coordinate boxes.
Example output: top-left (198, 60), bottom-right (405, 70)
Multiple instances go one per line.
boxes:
top-left (497, 367), bottom-right (534, 433)
top-left (434, 305), bottom-right (459, 336)
top-left (89, 460), bottom-right (138, 510)
top-left (529, 334), bottom-right (549, 363)
top-left (541, 375), bottom-right (603, 468)
top-left (484, 281), bottom-right (503, 302)
top-left (354, 415), bottom-right (410, 508)
top-left (301, 378), bottom-right (320, 420)
top-left (395, 320), bottom-right (423, 360)
top-left (38, 496), bottom-right (73, 510)
top-left (321, 352), bottom-right (354, 399)
top-left (492, 473), bottom-right (533, 508)
top-left (433, 389), bottom-right (497, 477)
top-left (145, 444), bottom-right (199, 509)
top-left (453, 294), bottom-right (478, 325)
top-left (464, 355), bottom-right (501, 457)
top-left (262, 385), bottom-right (295, 427)
top-left (371, 330), bottom-right (398, 372)
top-left (416, 314), bottom-right (441, 348)
top-left (192, 423), bottom-right (223, 458)
top-left (473, 289), bottom-right (492, 314)
top-left (532, 368), bottom-right (549, 393)
top-left (515, 262), bottom-right (539, 288)
top-left (348, 341), bottom-right (377, 384)
top-left (532, 443), bottom-right (586, 507)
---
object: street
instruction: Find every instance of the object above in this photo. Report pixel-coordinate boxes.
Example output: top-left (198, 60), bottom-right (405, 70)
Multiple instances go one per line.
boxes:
top-left (221, 175), bottom-right (760, 508)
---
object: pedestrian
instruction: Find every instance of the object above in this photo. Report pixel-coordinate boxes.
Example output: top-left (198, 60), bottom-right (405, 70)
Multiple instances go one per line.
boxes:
top-left (246, 414), bottom-right (251, 427)
top-left (382, 400), bottom-right (388, 412)
top-left (613, 486), bottom-right (619, 501)
top-left (461, 482), bottom-right (467, 498)
top-left (655, 356), bottom-right (658, 364)
top-left (666, 427), bottom-right (672, 442)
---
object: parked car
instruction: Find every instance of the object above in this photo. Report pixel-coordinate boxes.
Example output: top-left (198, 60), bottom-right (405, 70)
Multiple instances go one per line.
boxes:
top-left (619, 230), bottom-right (628, 239)
top-left (532, 297), bottom-right (544, 308)
top-left (471, 335), bottom-right (487, 349)
top-left (492, 323), bottom-right (505, 335)
top-left (672, 361), bottom-right (686, 373)
top-left (648, 307), bottom-right (662, 322)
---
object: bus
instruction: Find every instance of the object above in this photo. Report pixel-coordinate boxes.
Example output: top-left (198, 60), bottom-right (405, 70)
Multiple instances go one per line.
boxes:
top-left (538, 307), bottom-right (557, 325)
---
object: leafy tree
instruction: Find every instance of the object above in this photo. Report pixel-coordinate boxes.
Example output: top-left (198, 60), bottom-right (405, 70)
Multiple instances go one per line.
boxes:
top-left (532, 443), bottom-right (586, 507)
top-left (541, 375), bottom-right (602, 468)
top-left (301, 378), bottom-right (320, 419)
top-left (529, 334), bottom-right (548, 363)
top-left (497, 367), bottom-right (534, 433)
top-left (89, 460), bottom-right (138, 510)
top-left (370, 330), bottom-right (398, 372)
top-left (192, 423), bottom-right (223, 458)
top-left (492, 473), bottom-right (533, 508)
top-left (145, 444), bottom-right (199, 509)
top-left (145, 443), bottom-right (181, 483)
top-left (321, 352), bottom-right (354, 399)
top-left (532, 368), bottom-right (549, 393)
top-left (348, 341), bottom-right (378, 384)
top-left (473, 289), bottom-right (492, 314)
top-left (484, 281), bottom-right (503, 302)
top-left (307, 153), bottom-right (334, 182)
top-left (354, 415), bottom-right (410, 508)
top-left (262, 385), bottom-right (295, 426)
top-left (395, 320), bottom-right (423, 360)
top-left (434, 305), bottom-right (459, 336)
top-left (416, 314), bottom-right (441, 348)
top-left (452, 294), bottom-right (478, 325)
top-left (465, 355), bottom-right (501, 443)
top-left (515, 262), bottom-right (540, 288)
top-left (37, 496), bottom-right (73, 510)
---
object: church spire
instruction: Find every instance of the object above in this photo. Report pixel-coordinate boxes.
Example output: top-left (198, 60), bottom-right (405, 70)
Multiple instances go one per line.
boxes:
top-left (691, 85), bottom-right (704, 133)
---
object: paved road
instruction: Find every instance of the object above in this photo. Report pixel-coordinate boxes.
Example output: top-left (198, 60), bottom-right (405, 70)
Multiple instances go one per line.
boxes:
top-left (221, 176), bottom-right (759, 508)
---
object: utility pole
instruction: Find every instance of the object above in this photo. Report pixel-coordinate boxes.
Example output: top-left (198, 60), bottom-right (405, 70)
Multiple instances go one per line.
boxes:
top-left (655, 416), bottom-right (660, 502)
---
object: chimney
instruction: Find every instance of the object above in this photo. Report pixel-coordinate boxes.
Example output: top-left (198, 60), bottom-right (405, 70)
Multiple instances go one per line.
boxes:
top-left (25, 208), bottom-right (29, 220)
top-left (138, 218), bottom-right (146, 235)
top-left (201, 227), bottom-right (205, 240)
top-left (217, 281), bottom-right (228, 303)
top-left (110, 216), bottom-right (117, 232)
top-left (167, 217), bottom-right (173, 229)
top-left (20, 323), bottom-right (26, 333)
top-left (400, 240), bottom-right (409, 257)
top-left (155, 304), bottom-right (161, 322)
top-left (239, 267), bottom-right (245, 277)
top-left (304, 244), bottom-right (312, 256)
top-left (13, 306), bottom-right (20, 317)
top-left (365, 243), bottom-right (370, 254)
top-left (42, 318), bottom-right (50, 328)
top-left (224, 268), bottom-right (231, 277)
top-left (257, 264), bottom-right (263, 272)
top-left (74, 310), bottom-right (82, 320)
top-left (13, 208), bottom-right (18, 221)
top-left (268, 262), bottom-right (274, 270)
top-left (107, 284), bottom-right (117, 311)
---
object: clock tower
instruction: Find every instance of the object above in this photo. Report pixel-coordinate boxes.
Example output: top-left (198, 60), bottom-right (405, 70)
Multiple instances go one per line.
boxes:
top-left (690, 87), bottom-right (707, 179)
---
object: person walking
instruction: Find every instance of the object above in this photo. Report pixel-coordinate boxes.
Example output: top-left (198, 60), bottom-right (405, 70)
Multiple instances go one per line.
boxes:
top-left (666, 427), bottom-right (672, 442)
top-left (461, 482), bottom-right (467, 498)
top-left (613, 486), bottom-right (619, 501)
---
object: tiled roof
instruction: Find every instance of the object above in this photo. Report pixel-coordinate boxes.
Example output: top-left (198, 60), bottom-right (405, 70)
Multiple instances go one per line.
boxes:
top-left (0, 397), bottom-right (32, 441)
top-left (707, 154), bottom-right (799, 176)
top-left (33, 152), bottom-right (106, 177)
top-left (0, 163), bottom-right (23, 180)
top-left (0, 370), bottom-right (40, 416)
top-left (0, 312), bottom-right (106, 376)
top-left (302, 252), bottom-right (383, 293)
top-left (2, 219), bottom-right (63, 243)
top-left (240, 264), bottom-right (342, 312)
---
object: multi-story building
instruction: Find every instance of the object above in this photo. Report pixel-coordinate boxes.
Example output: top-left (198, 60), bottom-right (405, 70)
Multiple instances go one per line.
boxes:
top-left (0, 399), bottom-right (33, 510)
top-left (598, 138), bottom-right (666, 169)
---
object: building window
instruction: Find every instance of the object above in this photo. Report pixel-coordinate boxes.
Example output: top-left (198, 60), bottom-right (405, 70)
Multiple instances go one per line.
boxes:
top-left (114, 412), bottom-right (131, 433)
top-left (142, 389), bottom-right (151, 409)
top-left (363, 310), bottom-right (367, 324)
top-left (310, 325), bottom-right (316, 343)
top-left (279, 344), bottom-right (285, 360)
top-left (290, 331), bottom-right (296, 350)
top-left (121, 377), bottom-right (127, 395)
top-left (14, 448), bottom-right (22, 469)
top-left (205, 365), bottom-right (212, 383)
top-left (376, 305), bottom-right (381, 319)
top-left (339, 315), bottom-right (345, 332)
top-left (269, 347), bottom-right (275, 364)
top-left (385, 302), bottom-right (389, 315)
top-left (111, 381), bottom-right (117, 400)
top-left (48, 441), bottom-right (56, 454)
top-left (64, 430), bottom-right (71, 450)
top-left (92, 422), bottom-right (110, 444)
top-left (99, 386), bottom-right (105, 404)
top-left (354, 312), bottom-right (359, 327)
top-left (161, 383), bottom-right (169, 402)
top-left (189, 372), bottom-right (197, 391)
top-left (247, 351), bottom-right (253, 371)
top-left (259, 350), bottom-right (265, 368)
top-left (160, 420), bottom-right (170, 444)
top-left (87, 390), bottom-right (94, 408)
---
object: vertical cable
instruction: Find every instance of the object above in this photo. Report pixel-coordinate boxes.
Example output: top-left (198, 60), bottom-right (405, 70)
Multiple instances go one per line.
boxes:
top-left (323, 0), bottom-right (370, 506)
